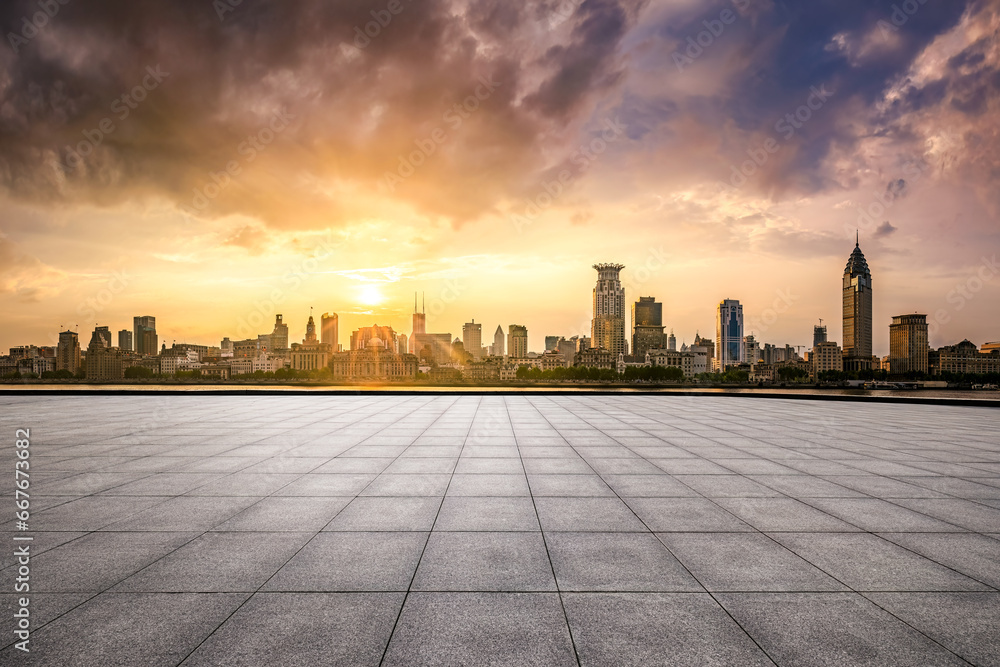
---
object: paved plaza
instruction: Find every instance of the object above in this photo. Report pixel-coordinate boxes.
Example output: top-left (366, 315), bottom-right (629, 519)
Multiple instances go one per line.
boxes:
top-left (1, 393), bottom-right (999, 666)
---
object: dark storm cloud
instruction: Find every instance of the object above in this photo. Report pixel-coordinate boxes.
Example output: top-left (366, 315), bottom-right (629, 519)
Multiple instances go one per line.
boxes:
top-left (0, 0), bottom-right (644, 227)
top-left (0, 0), bottom-right (995, 227)
top-left (621, 0), bottom-right (985, 197)
top-left (526, 0), bottom-right (644, 119)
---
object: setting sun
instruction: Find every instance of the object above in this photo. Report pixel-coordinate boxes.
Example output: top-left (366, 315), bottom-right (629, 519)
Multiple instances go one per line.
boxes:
top-left (357, 284), bottom-right (385, 307)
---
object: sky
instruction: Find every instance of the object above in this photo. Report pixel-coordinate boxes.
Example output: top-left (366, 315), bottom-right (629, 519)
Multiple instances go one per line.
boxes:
top-left (1, 0), bottom-right (999, 356)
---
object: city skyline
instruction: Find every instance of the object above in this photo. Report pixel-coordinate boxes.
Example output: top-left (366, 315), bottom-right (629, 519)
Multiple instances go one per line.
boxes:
top-left (5, 237), bottom-right (997, 361)
top-left (1, 2), bottom-right (999, 356)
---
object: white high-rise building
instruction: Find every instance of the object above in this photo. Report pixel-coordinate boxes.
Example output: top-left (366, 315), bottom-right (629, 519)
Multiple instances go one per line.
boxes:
top-left (716, 299), bottom-right (744, 370)
top-left (591, 263), bottom-right (626, 356)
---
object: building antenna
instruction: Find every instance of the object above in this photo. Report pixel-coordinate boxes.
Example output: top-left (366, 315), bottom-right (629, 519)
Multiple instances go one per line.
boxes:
top-left (856, 229), bottom-right (859, 247)
top-left (414, 292), bottom-right (417, 313)
top-left (422, 292), bottom-right (425, 314)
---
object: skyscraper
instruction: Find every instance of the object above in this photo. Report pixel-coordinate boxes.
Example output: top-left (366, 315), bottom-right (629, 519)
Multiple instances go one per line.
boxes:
top-left (463, 320), bottom-right (483, 359)
top-left (410, 293), bottom-right (426, 354)
top-left (843, 236), bottom-right (873, 371)
top-left (493, 325), bottom-right (505, 357)
top-left (813, 320), bottom-right (828, 348)
top-left (118, 329), bottom-right (133, 352)
top-left (592, 263), bottom-right (626, 356)
top-left (716, 299), bottom-right (744, 370)
top-left (508, 325), bottom-right (528, 358)
top-left (321, 313), bottom-right (339, 351)
top-left (667, 329), bottom-right (677, 352)
top-left (545, 336), bottom-right (561, 352)
top-left (632, 296), bottom-right (665, 357)
top-left (56, 330), bottom-right (80, 374)
top-left (133, 315), bottom-right (156, 355)
top-left (889, 314), bottom-right (929, 375)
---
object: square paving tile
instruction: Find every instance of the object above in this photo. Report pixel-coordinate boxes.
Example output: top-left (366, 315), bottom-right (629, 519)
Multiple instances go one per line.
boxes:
top-left (892, 498), bottom-right (1000, 532)
top-left (527, 474), bottom-right (615, 497)
top-left (213, 496), bottom-right (351, 531)
top-left (412, 532), bottom-right (555, 591)
top-left (876, 532), bottom-right (1000, 588)
top-left (381, 593), bottom-right (576, 667)
top-left (626, 497), bottom-right (753, 532)
top-left (275, 473), bottom-right (376, 497)
top-left (563, 593), bottom-right (774, 666)
top-left (264, 532), bottom-right (426, 591)
top-left (453, 457), bottom-right (525, 474)
top-left (325, 496), bottom-right (442, 531)
top-left (802, 498), bottom-right (965, 532)
top-left (534, 497), bottom-right (647, 532)
top-left (382, 457), bottom-right (457, 474)
top-left (714, 497), bottom-right (859, 532)
top-left (182, 593), bottom-right (404, 666)
top-left (602, 474), bottom-right (698, 497)
top-left (113, 532), bottom-right (313, 592)
top-left (103, 496), bottom-right (261, 531)
top-left (360, 474), bottom-right (452, 497)
top-left (14, 531), bottom-right (197, 593)
top-left (717, 592), bottom-right (969, 666)
top-left (865, 593), bottom-right (1000, 667)
top-left (547, 532), bottom-right (701, 592)
top-left (0, 592), bottom-right (248, 666)
top-left (674, 474), bottom-right (784, 497)
top-left (659, 533), bottom-right (847, 592)
top-left (771, 533), bottom-right (989, 591)
top-left (434, 497), bottom-right (540, 531)
top-left (447, 473), bottom-right (530, 496)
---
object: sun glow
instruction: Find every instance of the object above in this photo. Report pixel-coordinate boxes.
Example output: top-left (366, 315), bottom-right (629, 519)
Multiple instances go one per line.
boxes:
top-left (357, 284), bottom-right (385, 306)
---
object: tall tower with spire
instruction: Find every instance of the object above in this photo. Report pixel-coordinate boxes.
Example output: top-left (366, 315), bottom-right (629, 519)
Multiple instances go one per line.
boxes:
top-left (592, 263), bottom-right (626, 356)
top-left (843, 234), bottom-right (873, 371)
top-left (409, 292), bottom-right (426, 354)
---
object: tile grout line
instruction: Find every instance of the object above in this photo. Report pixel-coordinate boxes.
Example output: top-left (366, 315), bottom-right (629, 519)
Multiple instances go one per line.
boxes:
top-left (376, 394), bottom-right (478, 667)
top-left (508, 395), bottom-right (583, 667)
top-left (171, 394), bottom-right (439, 666)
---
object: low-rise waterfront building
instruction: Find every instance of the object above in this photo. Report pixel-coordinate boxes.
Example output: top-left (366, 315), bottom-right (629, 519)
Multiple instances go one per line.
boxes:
top-left (929, 340), bottom-right (1000, 376)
